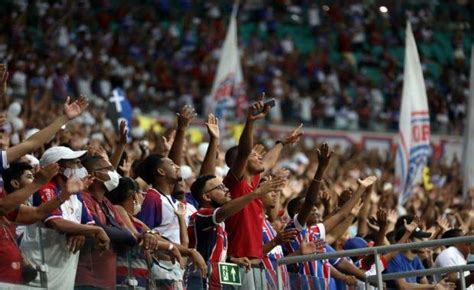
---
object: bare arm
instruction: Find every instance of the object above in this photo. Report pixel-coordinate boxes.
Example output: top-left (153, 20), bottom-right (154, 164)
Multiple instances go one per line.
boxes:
top-left (110, 120), bottom-right (128, 169)
top-left (0, 164), bottom-right (58, 216)
top-left (169, 106), bottom-right (195, 166)
top-left (261, 124), bottom-right (303, 174)
top-left (326, 201), bottom-right (361, 244)
top-left (175, 202), bottom-right (189, 247)
top-left (6, 96), bottom-right (88, 163)
top-left (199, 114), bottom-right (219, 176)
top-left (323, 177), bottom-right (376, 232)
top-left (297, 143), bottom-right (332, 227)
top-left (215, 177), bottom-right (285, 223)
top-left (357, 188), bottom-right (373, 237)
top-left (230, 99), bottom-right (270, 179)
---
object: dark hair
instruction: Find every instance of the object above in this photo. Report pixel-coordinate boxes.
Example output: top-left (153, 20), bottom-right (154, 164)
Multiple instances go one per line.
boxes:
top-left (441, 228), bottom-right (464, 240)
top-left (2, 162), bottom-right (33, 193)
top-left (135, 154), bottom-right (165, 184)
top-left (190, 175), bottom-right (216, 202)
top-left (224, 146), bottom-right (239, 168)
top-left (287, 196), bottom-right (304, 219)
top-left (395, 215), bottom-right (414, 230)
top-left (80, 155), bottom-right (104, 171)
top-left (106, 177), bottom-right (138, 205)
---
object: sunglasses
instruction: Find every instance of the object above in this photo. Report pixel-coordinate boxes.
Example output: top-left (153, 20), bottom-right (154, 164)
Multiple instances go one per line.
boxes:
top-left (204, 183), bottom-right (227, 194)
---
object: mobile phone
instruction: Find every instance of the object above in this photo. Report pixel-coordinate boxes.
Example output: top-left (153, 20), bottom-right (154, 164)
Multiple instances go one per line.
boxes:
top-left (252, 98), bottom-right (276, 116)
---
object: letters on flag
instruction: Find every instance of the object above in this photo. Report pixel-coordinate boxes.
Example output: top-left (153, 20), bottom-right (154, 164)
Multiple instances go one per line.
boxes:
top-left (395, 22), bottom-right (431, 204)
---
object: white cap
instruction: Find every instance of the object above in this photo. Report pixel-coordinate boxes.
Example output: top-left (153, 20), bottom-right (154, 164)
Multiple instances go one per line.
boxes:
top-left (180, 165), bottom-right (193, 180)
top-left (40, 146), bottom-right (87, 166)
top-left (293, 152), bottom-right (309, 165)
top-left (24, 154), bottom-right (40, 167)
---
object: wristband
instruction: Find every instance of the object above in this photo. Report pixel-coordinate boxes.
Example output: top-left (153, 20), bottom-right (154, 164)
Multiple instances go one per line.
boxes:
top-left (313, 178), bottom-right (322, 183)
top-left (168, 243), bottom-right (174, 251)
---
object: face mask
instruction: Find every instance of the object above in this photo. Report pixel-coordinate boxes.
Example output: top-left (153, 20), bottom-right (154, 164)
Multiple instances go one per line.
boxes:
top-left (103, 170), bottom-right (120, 191)
top-left (133, 200), bottom-right (142, 215)
top-left (63, 167), bottom-right (88, 180)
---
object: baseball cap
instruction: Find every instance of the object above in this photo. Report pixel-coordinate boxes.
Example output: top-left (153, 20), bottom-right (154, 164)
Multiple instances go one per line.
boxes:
top-left (344, 237), bottom-right (369, 250)
top-left (40, 146), bottom-right (87, 166)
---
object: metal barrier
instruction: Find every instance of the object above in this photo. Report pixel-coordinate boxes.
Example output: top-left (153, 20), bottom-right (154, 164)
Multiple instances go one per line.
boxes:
top-left (276, 235), bottom-right (474, 290)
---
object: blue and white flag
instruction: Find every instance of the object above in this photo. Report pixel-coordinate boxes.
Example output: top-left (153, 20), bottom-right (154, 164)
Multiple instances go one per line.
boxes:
top-left (462, 46), bottom-right (474, 200)
top-left (395, 22), bottom-right (431, 205)
top-left (107, 88), bottom-right (133, 132)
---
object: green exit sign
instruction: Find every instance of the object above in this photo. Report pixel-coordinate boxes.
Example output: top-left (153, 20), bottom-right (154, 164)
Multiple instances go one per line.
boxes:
top-left (218, 262), bottom-right (241, 286)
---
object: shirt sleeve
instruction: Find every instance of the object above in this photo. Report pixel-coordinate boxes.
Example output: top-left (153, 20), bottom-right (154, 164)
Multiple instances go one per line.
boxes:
top-left (386, 255), bottom-right (402, 274)
top-left (35, 186), bottom-right (63, 223)
top-left (137, 191), bottom-right (162, 229)
top-left (0, 150), bottom-right (8, 172)
top-left (325, 244), bottom-right (341, 266)
top-left (316, 223), bottom-right (326, 240)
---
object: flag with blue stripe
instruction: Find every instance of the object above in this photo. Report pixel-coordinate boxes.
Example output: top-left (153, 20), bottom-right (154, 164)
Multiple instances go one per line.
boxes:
top-left (395, 22), bottom-right (431, 205)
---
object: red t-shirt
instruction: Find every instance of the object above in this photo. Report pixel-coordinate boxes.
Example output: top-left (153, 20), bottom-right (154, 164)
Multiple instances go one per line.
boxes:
top-left (0, 217), bottom-right (22, 284)
top-left (223, 172), bottom-right (263, 259)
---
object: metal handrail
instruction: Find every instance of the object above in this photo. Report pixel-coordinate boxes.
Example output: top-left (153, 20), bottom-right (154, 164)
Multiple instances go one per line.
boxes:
top-left (277, 235), bottom-right (474, 266)
top-left (367, 264), bottom-right (474, 282)
top-left (276, 235), bottom-right (474, 290)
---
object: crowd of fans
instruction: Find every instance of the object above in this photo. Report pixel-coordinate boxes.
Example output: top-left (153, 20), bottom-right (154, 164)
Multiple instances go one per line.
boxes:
top-left (0, 60), bottom-right (473, 289)
top-left (0, 0), bottom-right (471, 134)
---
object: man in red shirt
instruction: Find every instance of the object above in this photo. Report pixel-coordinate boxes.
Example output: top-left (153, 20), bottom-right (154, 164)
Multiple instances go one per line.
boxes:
top-left (223, 98), bottom-right (302, 286)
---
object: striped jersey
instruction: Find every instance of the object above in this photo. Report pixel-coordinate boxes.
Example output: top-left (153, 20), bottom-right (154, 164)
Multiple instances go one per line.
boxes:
top-left (282, 214), bottom-right (342, 290)
top-left (188, 207), bottom-right (227, 263)
top-left (262, 218), bottom-right (290, 290)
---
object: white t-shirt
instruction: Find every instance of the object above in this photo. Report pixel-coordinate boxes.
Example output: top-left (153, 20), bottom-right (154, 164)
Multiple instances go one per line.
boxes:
top-left (433, 246), bottom-right (473, 289)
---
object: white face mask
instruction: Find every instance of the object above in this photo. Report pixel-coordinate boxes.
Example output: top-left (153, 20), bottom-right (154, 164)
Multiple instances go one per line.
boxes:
top-left (63, 167), bottom-right (89, 180)
top-left (104, 170), bottom-right (120, 191)
top-left (133, 200), bottom-right (142, 215)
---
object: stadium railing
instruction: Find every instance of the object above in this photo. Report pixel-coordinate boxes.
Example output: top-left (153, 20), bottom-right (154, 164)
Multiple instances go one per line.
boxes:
top-left (277, 235), bottom-right (474, 290)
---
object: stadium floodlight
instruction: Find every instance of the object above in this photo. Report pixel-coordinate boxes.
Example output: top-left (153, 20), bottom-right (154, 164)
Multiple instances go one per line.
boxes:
top-left (379, 6), bottom-right (388, 13)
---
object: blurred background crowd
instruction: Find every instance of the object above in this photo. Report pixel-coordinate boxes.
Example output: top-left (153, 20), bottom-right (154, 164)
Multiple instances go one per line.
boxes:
top-left (0, 0), bottom-right (471, 134)
top-left (0, 0), bottom-right (472, 290)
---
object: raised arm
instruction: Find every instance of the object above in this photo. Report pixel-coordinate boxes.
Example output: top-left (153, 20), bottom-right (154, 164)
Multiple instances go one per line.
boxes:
top-left (230, 97), bottom-right (271, 179)
top-left (297, 143), bottom-right (332, 227)
top-left (168, 105), bottom-right (195, 166)
top-left (322, 176), bottom-right (377, 232)
top-left (199, 114), bottom-right (219, 176)
top-left (14, 177), bottom-right (90, 224)
top-left (215, 176), bottom-right (286, 223)
top-left (0, 163), bottom-right (58, 216)
top-left (110, 120), bottom-right (128, 169)
top-left (261, 124), bottom-right (303, 174)
top-left (6, 96), bottom-right (88, 163)
top-left (326, 199), bottom-right (363, 244)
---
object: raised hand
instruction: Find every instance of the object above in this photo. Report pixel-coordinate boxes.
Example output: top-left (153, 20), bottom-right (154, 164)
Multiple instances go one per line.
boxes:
top-left (161, 130), bottom-right (176, 154)
top-left (34, 163), bottom-right (60, 185)
top-left (387, 209), bottom-right (398, 225)
top-left (205, 113), bottom-right (219, 139)
top-left (88, 144), bottom-right (110, 163)
top-left (253, 144), bottom-right (266, 156)
top-left (119, 156), bottom-right (133, 177)
top-left (117, 120), bottom-right (128, 145)
top-left (247, 93), bottom-right (271, 121)
top-left (0, 64), bottom-right (8, 97)
top-left (338, 189), bottom-right (353, 207)
top-left (404, 217), bottom-right (419, 233)
top-left (435, 216), bottom-right (450, 232)
top-left (376, 209), bottom-right (388, 228)
top-left (176, 105), bottom-right (196, 128)
top-left (255, 176), bottom-right (287, 196)
top-left (283, 123), bottom-right (303, 146)
top-left (320, 191), bottom-right (331, 209)
top-left (274, 229), bottom-right (298, 244)
top-left (357, 176), bottom-right (377, 189)
top-left (317, 143), bottom-right (333, 169)
top-left (64, 95), bottom-right (89, 120)
top-left (274, 168), bottom-right (290, 179)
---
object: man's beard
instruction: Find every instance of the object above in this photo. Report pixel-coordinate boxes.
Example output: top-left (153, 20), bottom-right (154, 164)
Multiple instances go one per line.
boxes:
top-left (210, 199), bottom-right (222, 208)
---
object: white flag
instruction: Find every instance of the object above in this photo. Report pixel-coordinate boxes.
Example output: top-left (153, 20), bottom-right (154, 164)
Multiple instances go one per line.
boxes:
top-left (463, 46), bottom-right (474, 199)
top-left (209, 6), bottom-right (246, 119)
top-left (395, 22), bottom-right (431, 205)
